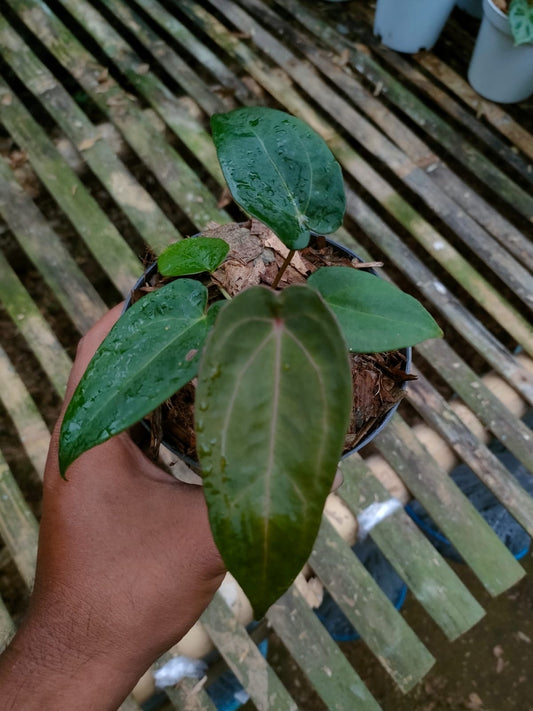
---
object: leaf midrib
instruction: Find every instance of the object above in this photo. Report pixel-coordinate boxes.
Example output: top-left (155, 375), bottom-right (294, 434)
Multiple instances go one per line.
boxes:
top-left (251, 128), bottom-right (306, 224)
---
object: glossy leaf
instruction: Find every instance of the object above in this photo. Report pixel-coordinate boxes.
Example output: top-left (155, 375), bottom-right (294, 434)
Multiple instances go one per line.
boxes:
top-left (158, 237), bottom-right (229, 277)
top-left (211, 107), bottom-right (345, 250)
top-left (59, 279), bottom-right (216, 475)
top-left (308, 266), bottom-right (443, 352)
top-left (509, 0), bottom-right (533, 45)
top-left (196, 285), bottom-right (352, 617)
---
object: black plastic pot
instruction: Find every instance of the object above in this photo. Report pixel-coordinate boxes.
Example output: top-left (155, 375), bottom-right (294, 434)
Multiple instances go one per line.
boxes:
top-left (124, 236), bottom-right (411, 469)
top-left (325, 239), bottom-right (411, 456)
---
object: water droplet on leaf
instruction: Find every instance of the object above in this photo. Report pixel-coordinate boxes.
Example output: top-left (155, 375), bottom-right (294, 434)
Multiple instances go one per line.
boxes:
top-left (198, 443), bottom-right (211, 457)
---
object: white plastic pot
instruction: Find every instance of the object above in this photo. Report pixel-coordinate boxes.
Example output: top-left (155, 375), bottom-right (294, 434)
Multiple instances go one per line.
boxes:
top-left (456, 0), bottom-right (483, 19)
top-left (468, 0), bottom-right (533, 103)
top-left (374, 0), bottom-right (456, 53)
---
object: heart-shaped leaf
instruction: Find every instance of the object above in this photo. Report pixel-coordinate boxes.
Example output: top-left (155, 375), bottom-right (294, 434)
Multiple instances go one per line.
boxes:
top-left (158, 237), bottom-right (229, 277)
top-left (509, 0), bottom-right (533, 45)
top-left (308, 266), bottom-right (443, 352)
top-left (59, 279), bottom-right (217, 475)
top-left (211, 107), bottom-right (345, 250)
top-left (196, 284), bottom-right (352, 617)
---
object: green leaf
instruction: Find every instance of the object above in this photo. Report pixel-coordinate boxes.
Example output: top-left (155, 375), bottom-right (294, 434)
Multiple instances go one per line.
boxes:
top-left (158, 237), bottom-right (229, 277)
top-left (196, 285), bottom-right (352, 617)
top-left (308, 266), bottom-right (443, 352)
top-left (59, 279), bottom-right (213, 475)
top-left (211, 107), bottom-right (345, 250)
top-left (509, 0), bottom-right (533, 45)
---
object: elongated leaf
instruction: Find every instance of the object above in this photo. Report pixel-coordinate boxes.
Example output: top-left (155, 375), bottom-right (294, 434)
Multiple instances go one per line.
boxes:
top-left (196, 285), bottom-right (352, 617)
top-left (211, 107), bottom-right (345, 250)
top-left (59, 279), bottom-right (215, 475)
top-left (509, 0), bottom-right (533, 45)
top-left (308, 266), bottom-right (443, 352)
top-left (158, 237), bottom-right (229, 276)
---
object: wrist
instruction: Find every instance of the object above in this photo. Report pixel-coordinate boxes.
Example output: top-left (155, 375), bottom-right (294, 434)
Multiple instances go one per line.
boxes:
top-left (0, 598), bottom-right (148, 711)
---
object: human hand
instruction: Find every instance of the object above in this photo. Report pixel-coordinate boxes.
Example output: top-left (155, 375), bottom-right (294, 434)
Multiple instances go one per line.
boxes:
top-left (0, 304), bottom-right (225, 710)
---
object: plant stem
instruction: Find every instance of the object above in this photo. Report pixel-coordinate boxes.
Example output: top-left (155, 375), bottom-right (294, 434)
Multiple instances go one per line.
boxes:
top-left (218, 285), bottom-right (232, 301)
top-left (272, 249), bottom-right (295, 289)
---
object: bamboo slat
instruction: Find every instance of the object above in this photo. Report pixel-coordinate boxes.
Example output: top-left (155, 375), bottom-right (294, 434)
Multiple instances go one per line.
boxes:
top-left (406, 368), bottom-right (533, 537)
top-left (0, 346), bottom-right (50, 479)
top-left (415, 54), bottom-right (533, 164)
top-left (374, 46), bottom-right (533, 182)
top-left (310, 518), bottom-right (435, 692)
top-left (0, 598), bottom-right (15, 653)
top-left (374, 417), bottom-right (525, 596)
top-left (99, 0), bottom-right (226, 117)
top-left (0, 251), bottom-right (71, 396)
top-left (117, 696), bottom-right (143, 711)
top-left (417, 340), bottom-right (533, 474)
top-left (0, 154), bottom-right (106, 333)
top-left (165, 678), bottom-right (218, 711)
top-left (341, 188), bottom-right (533, 405)
top-left (0, 14), bottom-right (183, 256)
top-left (176, 0), bottom-right (533, 358)
top-left (130, 0), bottom-right (256, 105)
top-left (0, 0), bottom-right (532, 705)
top-left (243, 0), bottom-right (533, 290)
top-left (7, 0), bottom-right (230, 232)
top-left (57, 0), bottom-right (227, 188)
top-left (338, 456), bottom-right (485, 640)
top-left (0, 452), bottom-right (38, 588)
top-left (152, 651), bottom-right (217, 710)
top-left (355, 4), bottom-right (533, 170)
top-left (201, 593), bottom-right (298, 711)
top-left (275, 0), bottom-right (533, 225)
top-left (0, 78), bottom-right (141, 297)
top-left (267, 584), bottom-right (381, 710)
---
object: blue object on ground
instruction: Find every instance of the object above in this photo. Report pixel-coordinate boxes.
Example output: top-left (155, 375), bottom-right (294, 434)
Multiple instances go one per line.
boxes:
top-left (207, 638), bottom-right (268, 711)
top-left (407, 411), bottom-right (533, 562)
top-left (314, 536), bottom-right (407, 642)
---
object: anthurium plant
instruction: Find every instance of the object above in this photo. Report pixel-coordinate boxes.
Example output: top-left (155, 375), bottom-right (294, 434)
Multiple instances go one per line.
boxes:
top-left (504, 0), bottom-right (533, 44)
top-left (59, 107), bottom-right (442, 616)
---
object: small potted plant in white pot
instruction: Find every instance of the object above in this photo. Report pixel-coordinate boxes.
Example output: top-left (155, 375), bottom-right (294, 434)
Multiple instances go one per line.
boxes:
top-left (58, 107), bottom-right (442, 617)
top-left (374, 0), bottom-right (456, 53)
top-left (468, 0), bottom-right (533, 102)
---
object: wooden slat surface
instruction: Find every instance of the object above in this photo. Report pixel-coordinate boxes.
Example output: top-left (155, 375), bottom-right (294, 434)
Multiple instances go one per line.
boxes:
top-left (1, 0), bottom-right (532, 706)
top-left (310, 518), bottom-right (435, 693)
top-left (267, 584), bottom-right (381, 710)
top-left (338, 456), bottom-right (486, 641)
top-left (0, 596), bottom-right (15, 653)
top-left (201, 594), bottom-right (298, 711)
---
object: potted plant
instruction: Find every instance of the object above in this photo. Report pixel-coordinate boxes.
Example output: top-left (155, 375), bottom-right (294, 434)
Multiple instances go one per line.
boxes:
top-left (373, 0), bottom-right (456, 53)
top-left (58, 107), bottom-right (441, 617)
top-left (468, 0), bottom-right (533, 102)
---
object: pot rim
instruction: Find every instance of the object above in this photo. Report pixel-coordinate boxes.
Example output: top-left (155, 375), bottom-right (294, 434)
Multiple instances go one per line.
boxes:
top-left (482, 0), bottom-right (513, 36)
top-left (124, 233), bottom-right (412, 467)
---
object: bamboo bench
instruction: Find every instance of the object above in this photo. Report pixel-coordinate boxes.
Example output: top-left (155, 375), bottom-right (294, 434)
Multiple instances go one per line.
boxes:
top-left (0, 0), bottom-right (532, 708)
